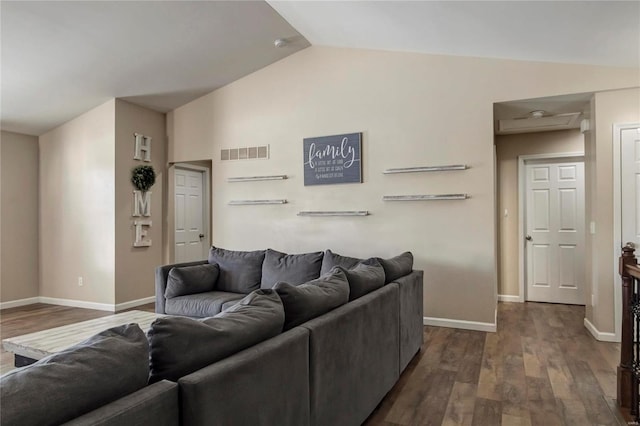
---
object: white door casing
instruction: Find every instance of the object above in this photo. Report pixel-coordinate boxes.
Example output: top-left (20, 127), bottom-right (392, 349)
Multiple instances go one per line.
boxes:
top-left (621, 128), bottom-right (640, 249)
top-left (174, 168), bottom-right (207, 263)
top-left (525, 158), bottom-right (585, 304)
top-left (614, 124), bottom-right (640, 342)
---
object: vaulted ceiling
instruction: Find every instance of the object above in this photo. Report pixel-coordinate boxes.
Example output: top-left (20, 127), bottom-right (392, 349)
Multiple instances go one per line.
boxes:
top-left (2, 1), bottom-right (638, 136)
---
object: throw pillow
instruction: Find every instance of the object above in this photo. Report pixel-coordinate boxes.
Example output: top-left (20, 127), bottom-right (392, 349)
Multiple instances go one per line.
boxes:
top-left (208, 246), bottom-right (265, 293)
top-left (273, 268), bottom-right (350, 330)
top-left (337, 258), bottom-right (386, 301)
top-left (165, 263), bottom-right (219, 298)
top-left (377, 252), bottom-right (414, 283)
top-left (148, 289), bottom-right (284, 383)
top-left (0, 324), bottom-right (149, 426)
top-left (261, 248), bottom-right (323, 289)
top-left (320, 249), bottom-right (362, 276)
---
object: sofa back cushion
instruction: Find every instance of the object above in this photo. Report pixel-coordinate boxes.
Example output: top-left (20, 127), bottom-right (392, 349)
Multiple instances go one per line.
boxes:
top-left (274, 268), bottom-right (350, 330)
top-left (320, 249), bottom-right (362, 276)
top-left (165, 263), bottom-right (219, 298)
top-left (0, 324), bottom-right (149, 426)
top-left (261, 249), bottom-right (323, 289)
top-left (148, 289), bottom-right (284, 383)
top-left (377, 252), bottom-right (414, 283)
top-left (338, 258), bottom-right (386, 301)
top-left (208, 247), bottom-right (265, 293)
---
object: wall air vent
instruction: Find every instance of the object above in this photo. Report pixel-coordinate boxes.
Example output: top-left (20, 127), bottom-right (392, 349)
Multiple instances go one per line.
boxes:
top-left (497, 112), bottom-right (582, 135)
top-left (221, 145), bottom-right (269, 161)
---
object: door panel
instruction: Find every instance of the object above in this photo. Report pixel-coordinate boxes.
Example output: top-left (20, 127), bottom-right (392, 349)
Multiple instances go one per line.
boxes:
top-left (526, 159), bottom-right (585, 304)
top-left (622, 129), bottom-right (640, 246)
top-left (175, 168), bottom-right (206, 263)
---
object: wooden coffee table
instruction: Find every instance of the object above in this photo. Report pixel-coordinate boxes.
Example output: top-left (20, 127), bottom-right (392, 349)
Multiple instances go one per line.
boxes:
top-left (2, 310), bottom-right (165, 367)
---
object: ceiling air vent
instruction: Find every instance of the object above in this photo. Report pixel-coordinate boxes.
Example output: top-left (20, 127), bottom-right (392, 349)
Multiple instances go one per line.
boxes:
top-left (497, 112), bottom-right (582, 135)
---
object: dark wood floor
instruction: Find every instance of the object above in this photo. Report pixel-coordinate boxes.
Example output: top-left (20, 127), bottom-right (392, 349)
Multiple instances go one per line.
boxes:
top-left (0, 302), bottom-right (626, 425)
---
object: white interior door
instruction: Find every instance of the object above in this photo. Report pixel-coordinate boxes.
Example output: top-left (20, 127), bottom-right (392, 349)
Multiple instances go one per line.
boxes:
top-left (175, 168), bottom-right (206, 262)
top-left (525, 158), bottom-right (585, 304)
top-left (621, 128), bottom-right (640, 248)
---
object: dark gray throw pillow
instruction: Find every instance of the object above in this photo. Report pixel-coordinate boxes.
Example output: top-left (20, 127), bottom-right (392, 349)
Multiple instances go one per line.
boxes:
top-left (274, 268), bottom-right (350, 330)
top-left (377, 251), bottom-right (414, 283)
top-left (337, 258), bottom-right (386, 301)
top-left (261, 248), bottom-right (324, 289)
top-left (320, 249), bottom-right (362, 275)
top-left (148, 289), bottom-right (284, 383)
top-left (165, 263), bottom-right (219, 298)
top-left (208, 246), bottom-right (265, 293)
top-left (0, 324), bottom-right (149, 426)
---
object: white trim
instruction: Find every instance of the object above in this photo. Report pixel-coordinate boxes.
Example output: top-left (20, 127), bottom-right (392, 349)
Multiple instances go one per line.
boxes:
top-left (498, 294), bottom-right (521, 303)
top-left (39, 297), bottom-right (115, 312)
top-left (612, 123), bottom-right (640, 343)
top-left (423, 315), bottom-right (496, 333)
top-left (114, 296), bottom-right (155, 312)
top-left (584, 317), bottom-right (618, 342)
top-left (517, 152), bottom-right (585, 304)
top-left (0, 297), bottom-right (40, 310)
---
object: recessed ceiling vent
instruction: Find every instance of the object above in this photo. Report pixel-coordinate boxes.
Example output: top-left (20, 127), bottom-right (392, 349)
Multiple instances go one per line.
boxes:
top-left (497, 111), bottom-right (582, 135)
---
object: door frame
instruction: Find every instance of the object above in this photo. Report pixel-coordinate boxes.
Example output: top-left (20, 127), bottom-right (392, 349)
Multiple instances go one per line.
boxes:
top-left (613, 123), bottom-right (640, 342)
top-left (169, 163), bottom-right (211, 263)
top-left (518, 152), bottom-right (585, 303)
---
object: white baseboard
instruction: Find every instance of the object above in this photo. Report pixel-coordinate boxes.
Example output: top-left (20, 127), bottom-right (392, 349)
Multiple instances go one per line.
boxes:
top-left (1, 296), bottom-right (156, 312)
top-left (0, 297), bottom-right (40, 310)
top-left (115, 296), bottom-right (155, 312)
top-left (424, 315), bottom-right (497, 333)
top-left (584, 317), bottom-right (618, 342)
top-left (498, 294), bottom-right (522, 303)
top-left (39, 297), bottom-right (115, 312)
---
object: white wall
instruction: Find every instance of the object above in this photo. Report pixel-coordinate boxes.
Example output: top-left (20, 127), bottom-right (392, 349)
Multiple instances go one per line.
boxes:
top-left (0, 131), bottom-right (39, 303)
top-left (168, 46), bottom-right (638, 327)
top-left (39, 100), bottom-right (116, 304)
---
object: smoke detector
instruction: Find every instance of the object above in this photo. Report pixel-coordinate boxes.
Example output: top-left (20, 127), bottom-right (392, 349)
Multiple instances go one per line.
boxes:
top-left (529, 110), bottom-right (546, 119)
top-left (274, 38), bottom-right (288, 48)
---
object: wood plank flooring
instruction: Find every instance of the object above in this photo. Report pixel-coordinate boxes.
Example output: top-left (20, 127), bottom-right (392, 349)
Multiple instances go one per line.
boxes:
top-left (365, 302), bottom-right (626, 426)
top-left (0, 301), bottom-right (627, 425)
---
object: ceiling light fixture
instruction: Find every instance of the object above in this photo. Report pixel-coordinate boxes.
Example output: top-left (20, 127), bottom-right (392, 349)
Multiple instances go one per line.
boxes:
top-left (274, 38), bottom-right (288, 48)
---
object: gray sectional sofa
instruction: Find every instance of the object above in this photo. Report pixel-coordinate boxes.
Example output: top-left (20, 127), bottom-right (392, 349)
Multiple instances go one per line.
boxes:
top-left (1, 247), bottom-right (423, 426)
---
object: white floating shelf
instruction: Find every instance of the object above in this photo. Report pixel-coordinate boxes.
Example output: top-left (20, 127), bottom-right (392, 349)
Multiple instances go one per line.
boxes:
top-left (297, 211), bottom-right (369, 217)
top-left (383, 194), bottom-right (469, 201)
top-left (229, 199), bottom-right (287, 205)
top-left (227, 175), bottom-right (287, 183)
top-left (383, 165), bottom-right (468, 174)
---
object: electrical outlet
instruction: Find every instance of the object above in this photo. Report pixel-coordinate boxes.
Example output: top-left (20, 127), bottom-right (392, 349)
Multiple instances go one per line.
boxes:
top-left (78, 276), bottom-right (84, 287)
top-left (591, 294), bottom-right (595, 306)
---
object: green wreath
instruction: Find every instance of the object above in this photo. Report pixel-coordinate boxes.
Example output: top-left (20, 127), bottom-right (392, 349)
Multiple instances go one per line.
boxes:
top-left (131, 165), bottom-right (156, 192)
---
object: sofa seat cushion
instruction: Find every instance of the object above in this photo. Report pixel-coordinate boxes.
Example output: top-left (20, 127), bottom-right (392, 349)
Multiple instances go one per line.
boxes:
top-left (261, 248), bottom-right (323, 289)
top-left (0, 324), bottom-right (149, 426)
top-left (148, 289), bottom-right (285, 383)
top-left (274, 268), bottom-right (350, 330)
top-left (164, 291), bottom-right (245, 318)
top-left (165, 263), bottom-right (219, 298)
top-left (338, 258), bottom-right (386, 301)
top-left (377, 252), bottom-right (414, 283)
top-left (208, 247), bottom-right (265, 293)
top-left (320, 249), bottom-right (362, 275)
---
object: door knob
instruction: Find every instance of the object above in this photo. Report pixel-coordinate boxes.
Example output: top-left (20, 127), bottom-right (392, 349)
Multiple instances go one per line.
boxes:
top-left (199, 234), bottom-right (205, 239)
top-left (526, 235), bottom-right (532, 241)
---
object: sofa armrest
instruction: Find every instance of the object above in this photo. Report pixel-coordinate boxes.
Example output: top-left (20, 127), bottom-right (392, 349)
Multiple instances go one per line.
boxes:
top-left (390, 270), bottom-right (424, 372)
top-left (178, 327), bottom-right (310, 426)
top-left (155, 260), bottom-right (208, 314)
top-left (62, 380), bottom-right (179, 426)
